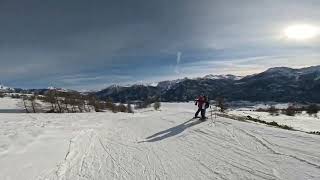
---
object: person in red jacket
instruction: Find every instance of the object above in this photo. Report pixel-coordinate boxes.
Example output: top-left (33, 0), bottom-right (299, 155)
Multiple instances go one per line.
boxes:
top-left (194, 95), bottom-right (205, 119)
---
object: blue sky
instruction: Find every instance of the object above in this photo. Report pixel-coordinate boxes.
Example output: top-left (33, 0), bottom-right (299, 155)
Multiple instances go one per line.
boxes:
top-left (0, 0), bottom-right (319, 90)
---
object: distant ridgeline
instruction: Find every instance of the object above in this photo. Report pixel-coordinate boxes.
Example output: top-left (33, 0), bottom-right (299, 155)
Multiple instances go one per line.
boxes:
top-left (2, 65), bottom-right (320, 103)
top-left (95, 66), bottom-right (320, 103)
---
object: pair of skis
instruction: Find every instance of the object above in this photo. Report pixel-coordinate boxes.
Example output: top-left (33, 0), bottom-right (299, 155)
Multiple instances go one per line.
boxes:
top-left (193, 107), bottom-right (216, 126)
top-left (193, 116), bottom-right (207, 121)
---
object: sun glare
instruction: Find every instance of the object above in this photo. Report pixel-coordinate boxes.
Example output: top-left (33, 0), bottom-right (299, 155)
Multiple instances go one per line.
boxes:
top-left (284, 24), bottom-right (319, 40)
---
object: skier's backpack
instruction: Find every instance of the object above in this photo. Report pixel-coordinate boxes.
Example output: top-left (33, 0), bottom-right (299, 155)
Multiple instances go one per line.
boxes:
top-left (205, 102), bottom-right (209, 109)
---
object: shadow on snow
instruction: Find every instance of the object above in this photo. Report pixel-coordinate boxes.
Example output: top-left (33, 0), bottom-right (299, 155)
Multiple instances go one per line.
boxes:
top-left (140, 118), bottom-right (204, 143)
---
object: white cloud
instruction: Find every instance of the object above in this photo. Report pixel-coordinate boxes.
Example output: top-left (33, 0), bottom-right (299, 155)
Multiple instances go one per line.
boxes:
top-left (180, 54), bottom-right (320, 77)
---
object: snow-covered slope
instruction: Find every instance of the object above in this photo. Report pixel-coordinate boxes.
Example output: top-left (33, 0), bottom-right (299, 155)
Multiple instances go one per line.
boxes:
top-left (1, 103), bottom-right (320, 180)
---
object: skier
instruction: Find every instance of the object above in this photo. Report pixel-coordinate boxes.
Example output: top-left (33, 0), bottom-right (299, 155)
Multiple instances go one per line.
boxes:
top-left (194, 95), bottom-right (205, 119)
top-left (203, 96), bottom-right (210, 118)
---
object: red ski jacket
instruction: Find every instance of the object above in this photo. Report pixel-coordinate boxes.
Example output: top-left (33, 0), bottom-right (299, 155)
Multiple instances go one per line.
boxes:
top-left (195, 96), bottom-right (205, 108)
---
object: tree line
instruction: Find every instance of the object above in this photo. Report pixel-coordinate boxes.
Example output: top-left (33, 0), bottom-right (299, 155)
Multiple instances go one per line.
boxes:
top-left (257, 104), bottom-right (320, 117)
top-left (19, 90), bottom-right (161, 113)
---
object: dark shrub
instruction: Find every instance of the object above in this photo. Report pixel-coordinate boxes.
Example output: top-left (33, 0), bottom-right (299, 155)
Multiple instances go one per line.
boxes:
top-left (216, 97), bottom-right (227, 112)
top-left (256, 108), bottom-right (267, 112)
top-left (127, 103), bottom-right (134, 113)
top-left (135, 99), bottom-right (152, 109)
top-left (267, 121), bottom-right (279, 126)
top-left (306, 104), bottom-right (319, 116)
top-left (280, 125), bottom-right (293, 130)
top-left (282, 105), bottom-right (297, 116)
top-left (117, 104), bottom-right (127, 112)
top-left (267, 106), bottom-right (279, 116)
top-left (153, 101), bottom-right (161, 110)
top-left (11, 94), bottom-right (21, 99)
top-left (309, 131), bottom-right (320, 135)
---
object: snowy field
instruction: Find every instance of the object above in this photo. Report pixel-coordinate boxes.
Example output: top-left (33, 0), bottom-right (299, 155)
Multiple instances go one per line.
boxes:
top-left (0, 97), bottom-right (24, 113)
top-left (229, 106), bottom-right (320, 132)
top-left (1, 102), bottom-right (320, 180)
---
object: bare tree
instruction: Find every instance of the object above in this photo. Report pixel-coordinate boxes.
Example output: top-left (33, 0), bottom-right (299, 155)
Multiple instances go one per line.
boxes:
top-left (216, 97), bottom-right (227, 112)
top-left (282, 105), bottom-right (297, 116)
top-left (44, 90), bottom-right (57, 112)
top-left (69, 97), bottom-right (77, 113)
top-left (267, 105), bottom-right (279, 116)
top-left (77, 102), bottom-right (84, 112)
top-left (117, 103), bottom-right (127, 112)
top-left (55, 92), bottom-right (63, 113)
top-left (105, 99), bottom-right (116, 112)
top-left (29, 95), bottom-right (38, 113)
top-left (82, 95), bottom-right (89, 112)
top-left (88, 95), bottom-right (101, 112)
top-left (22, 96), bottom-right (30, 113)
top-left (153, 101), bottom-right (161, 110)
top-left (62, 93), bottom-right (71, 113)
top-left (306, 104), bottom-right (319, 116)
top-left (127, 102), bottom-right (134, 113)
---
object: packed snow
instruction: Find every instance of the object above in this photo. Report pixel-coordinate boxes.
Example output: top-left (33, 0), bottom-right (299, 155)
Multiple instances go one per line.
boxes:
top-left (1, 103), bottom-right (320, 180)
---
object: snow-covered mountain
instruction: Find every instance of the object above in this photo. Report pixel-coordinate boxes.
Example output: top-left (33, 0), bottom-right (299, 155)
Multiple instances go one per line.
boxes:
top-left (253, 65), bottom-right (320, 80)
top-left (0, 84), bottom-right (15, 92)
top-left (3, 65), bottom-right (320, 103)
top-left (47, 86), bottom-right (75, 93)
top-left (157, 78), bottom-right (187, 91)
top-left (95, 65), bottom-right (320, 103)
top-left (203, 74), bottom-right (242, 80)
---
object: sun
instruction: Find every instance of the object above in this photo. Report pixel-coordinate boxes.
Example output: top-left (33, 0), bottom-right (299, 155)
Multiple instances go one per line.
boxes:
top-left (284, 24), bottom-right (319, 40)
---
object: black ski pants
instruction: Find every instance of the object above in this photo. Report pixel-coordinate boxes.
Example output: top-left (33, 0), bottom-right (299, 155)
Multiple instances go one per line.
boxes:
top-left (195, 108), bottom-right (205, 118)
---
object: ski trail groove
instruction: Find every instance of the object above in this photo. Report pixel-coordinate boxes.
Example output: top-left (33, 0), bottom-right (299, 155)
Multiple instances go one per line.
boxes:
top-left (97, 137), bottom-right (133, 177)
top-left (31, 106), bottom-right (320, 180)
top-left (237, 128), bottom-right (320, 169)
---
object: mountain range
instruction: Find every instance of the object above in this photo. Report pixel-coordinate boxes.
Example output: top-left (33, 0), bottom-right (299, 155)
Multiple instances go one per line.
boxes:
top-left (2, 65), bottom-right (320, 103)
top-left (95, 65), bottom-right (320, 103)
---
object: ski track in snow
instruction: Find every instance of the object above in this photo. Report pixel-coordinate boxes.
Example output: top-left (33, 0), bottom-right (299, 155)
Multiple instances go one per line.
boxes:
top-left (1, 103), bottom-right (320, 180)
